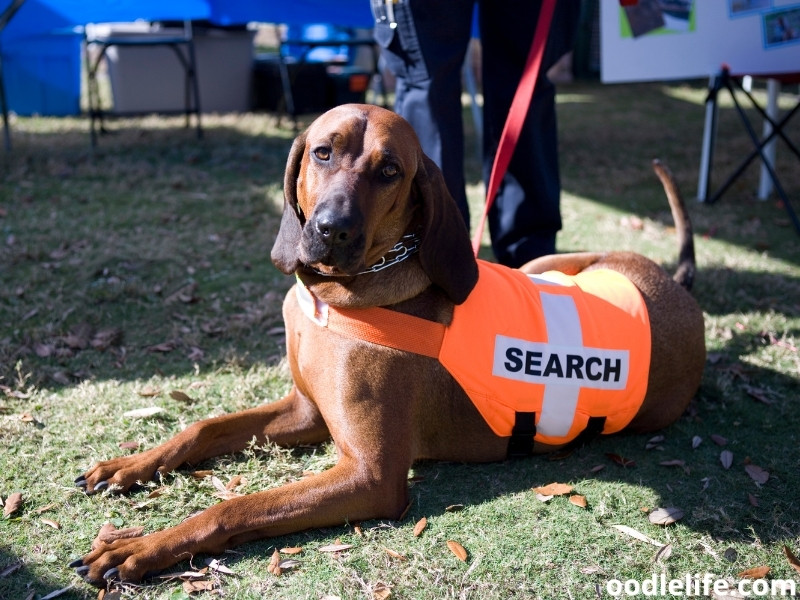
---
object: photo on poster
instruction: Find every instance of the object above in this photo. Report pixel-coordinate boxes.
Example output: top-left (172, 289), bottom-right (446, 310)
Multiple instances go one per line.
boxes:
top-left (763, 5), bottom-right (800, 47)
top-left (622, 0), bottom-right (695, 38)
top-left (729, 0), bottom-right (772, 17)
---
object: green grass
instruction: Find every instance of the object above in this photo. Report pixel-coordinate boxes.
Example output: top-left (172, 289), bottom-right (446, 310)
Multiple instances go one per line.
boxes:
top-left (1, 79), bottom-right (799, 599)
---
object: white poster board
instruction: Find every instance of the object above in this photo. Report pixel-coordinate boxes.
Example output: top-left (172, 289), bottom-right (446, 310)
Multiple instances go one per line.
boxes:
top-left (601, 0), bottom-right (800, 83)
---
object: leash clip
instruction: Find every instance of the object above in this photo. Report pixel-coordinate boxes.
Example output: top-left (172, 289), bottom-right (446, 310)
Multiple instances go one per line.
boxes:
top-left (371, 0), bottom-right (399, 29)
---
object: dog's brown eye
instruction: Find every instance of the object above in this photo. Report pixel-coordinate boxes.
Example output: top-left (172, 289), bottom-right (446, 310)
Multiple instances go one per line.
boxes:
top-left (314, 148), bottom-right (331, 161)
top-left (382, 164), bottom-right (399, 178)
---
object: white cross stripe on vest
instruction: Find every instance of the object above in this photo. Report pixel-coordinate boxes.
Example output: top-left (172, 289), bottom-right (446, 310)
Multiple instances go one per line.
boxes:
top-left (491, 275), bottom-right (630, 438)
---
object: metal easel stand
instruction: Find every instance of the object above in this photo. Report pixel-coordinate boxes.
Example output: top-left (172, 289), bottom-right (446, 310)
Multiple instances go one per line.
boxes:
top-left (697, 66), bottom-right (800, 234)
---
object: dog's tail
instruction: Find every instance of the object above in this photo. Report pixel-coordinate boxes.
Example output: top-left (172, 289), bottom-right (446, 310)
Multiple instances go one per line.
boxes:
top-left (652, 159), bottom-right (696, 291)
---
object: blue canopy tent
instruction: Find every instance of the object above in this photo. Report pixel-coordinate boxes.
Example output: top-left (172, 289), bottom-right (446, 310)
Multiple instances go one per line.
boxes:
top-left (1, 0), bottom-right (211, 117)
top-left (0, 0), bottom-right (373, 119)
top-left (208, 0), bottom-right (372, 28)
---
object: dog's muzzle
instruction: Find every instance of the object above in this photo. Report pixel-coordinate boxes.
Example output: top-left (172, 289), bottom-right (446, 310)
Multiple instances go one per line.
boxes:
top-left (302, 205), bottom-right (366, 274)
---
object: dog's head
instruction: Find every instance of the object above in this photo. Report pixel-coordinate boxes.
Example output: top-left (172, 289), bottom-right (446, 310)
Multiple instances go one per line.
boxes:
top-left (271, 104), bottom-right (478, 304)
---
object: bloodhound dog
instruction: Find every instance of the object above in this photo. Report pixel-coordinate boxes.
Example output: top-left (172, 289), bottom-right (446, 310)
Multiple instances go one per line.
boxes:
top-left (71, 104), bottom-right (704, 585)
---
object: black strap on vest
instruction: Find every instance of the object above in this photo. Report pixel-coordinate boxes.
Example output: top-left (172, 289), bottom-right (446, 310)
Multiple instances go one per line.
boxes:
top-left (506, 414), bottom-right (608, 459)
top-left (507, 412), bottom-right (536, 458)
top-left (565, 416), bottom-right (607, 451)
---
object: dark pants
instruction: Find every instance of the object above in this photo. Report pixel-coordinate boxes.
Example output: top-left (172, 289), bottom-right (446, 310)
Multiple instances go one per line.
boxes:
top-left (373, 0), bottom-right (580, 267)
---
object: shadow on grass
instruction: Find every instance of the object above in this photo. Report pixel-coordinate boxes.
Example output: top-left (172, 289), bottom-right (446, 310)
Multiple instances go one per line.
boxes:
top-left (0, 548), bottom-right (90, 600)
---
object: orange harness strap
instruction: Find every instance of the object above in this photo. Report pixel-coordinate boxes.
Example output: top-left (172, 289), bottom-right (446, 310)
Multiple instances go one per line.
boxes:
top-left (329, 305), bottom-right (444, 359)
top-left (294, 274), bottom-right (445, 358)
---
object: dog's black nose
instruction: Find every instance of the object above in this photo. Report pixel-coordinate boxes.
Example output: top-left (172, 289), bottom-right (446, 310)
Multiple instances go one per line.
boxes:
top-left (314, 209), bottom-right (356, 246)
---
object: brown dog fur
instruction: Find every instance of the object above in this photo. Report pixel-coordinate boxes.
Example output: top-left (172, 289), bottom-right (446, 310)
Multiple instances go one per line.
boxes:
top-left (71, 104), bottom-right (705, 585)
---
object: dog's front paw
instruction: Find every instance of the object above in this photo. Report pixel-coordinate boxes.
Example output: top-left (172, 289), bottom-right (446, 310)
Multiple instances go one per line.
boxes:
top-left (75, 452), bottom-right (166, 494)
top-left (69, 534), bottom-right (167, 587)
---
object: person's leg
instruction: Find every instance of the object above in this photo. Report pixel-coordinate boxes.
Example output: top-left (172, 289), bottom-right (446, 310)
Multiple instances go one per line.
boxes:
top-left (373, 0), bottom-right (474, 224)
top-left (480, 0), bottom-right (580, 266)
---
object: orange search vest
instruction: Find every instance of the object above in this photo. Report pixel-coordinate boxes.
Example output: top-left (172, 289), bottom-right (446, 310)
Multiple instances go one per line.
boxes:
top-left (295, 260), bottom-right (651, 446)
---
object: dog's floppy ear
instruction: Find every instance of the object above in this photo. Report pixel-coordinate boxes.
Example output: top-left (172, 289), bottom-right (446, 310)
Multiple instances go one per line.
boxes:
top-left (415, 154), bottom-right (478, 304)
top-left (271, 132), bottom-right (307, 274)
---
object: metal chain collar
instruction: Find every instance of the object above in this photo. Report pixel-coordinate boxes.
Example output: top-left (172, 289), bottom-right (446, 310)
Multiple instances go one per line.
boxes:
top-left (358, 233), bottom-right (421, 274)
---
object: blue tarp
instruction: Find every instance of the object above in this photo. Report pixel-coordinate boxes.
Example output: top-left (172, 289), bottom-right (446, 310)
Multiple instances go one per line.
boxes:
top-left (3, 0), bottom-right (210, 41)
top-left (208, 0), bottom-right (373, 28)
top-left (3, 0), bottom-right (373, 40)
top-left (0, 0), bottom-right (374, 116)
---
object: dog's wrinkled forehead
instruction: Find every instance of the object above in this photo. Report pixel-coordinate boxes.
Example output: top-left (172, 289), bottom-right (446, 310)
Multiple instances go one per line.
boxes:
top-left (303, 104), bottom-right (421, 172)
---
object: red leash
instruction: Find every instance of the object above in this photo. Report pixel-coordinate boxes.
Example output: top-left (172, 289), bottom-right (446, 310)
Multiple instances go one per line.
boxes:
top-left (471, 0), bottom-right (557, 256)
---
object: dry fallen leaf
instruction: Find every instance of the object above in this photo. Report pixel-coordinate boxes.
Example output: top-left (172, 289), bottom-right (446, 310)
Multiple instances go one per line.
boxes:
top-left (747, 493), bottom-right (759, 507)
top-left (535, 493), bottom-right (554, 503)
top-left (383, 547), bottom-right (407, 561)
top-left (267, 549), bottom-right (282, 576)
top-left (533, 482), bottom-right (573, 496)
top-left (373, 583), bottom-right (392, 600)
top-left (659, 459), bottom-right (686, 468)
top-left (39, 585), bottom-right (77, 600)
top-left (157, 570), bottom-right (206, 580)
top-left (278, 558), bottom-right (302, 571)
top-left (569, 494), bottom-right (588, 508)
top-left (41, 518), bottom-right (61, 529)
top-left (579, 565), bottom-right (605, 575)
top-left (204, 558), bottom-right (236, 575)
top-left (319, 543), bottom-right (354, 553)
top-left (589, 464), bottom-right (605, 473)
top-left (33, 342), bottom-right (54, 358)
top-left (0, 562), bottom-right (22, 578)
top-left (445, 504), bottom-right (464, 512)
top-left (122, 406), bottom-right (165, 419)
top-left (169, 390), bottom-right (195, 404)
top-left (183, 579), bottom-right (215, 593)
top-left (147, 341), bottom-right (176, 354)
top-left (711, 434), bottom-right (729, 446)
top-left (225, 475), bottom-right (243, 491)
top-left (137, 386), bottom-right (161, 398)
top-left (211, 476), bottom-right (228, 494)
top-left (91, 328), bottom-right (123, 350)
top-left (190, 470), bottom-right (214, 479)
top-left (96, 525), bottom-right (145, 546)
top-left (744, 464), bottom-right (769, 485)
top-left (744, 385), bottom-right (774, 405)
top-left (35, 503), bottom-right (58, 514)
top-left (413, 517), bottom-right (427, 537)
top-left (654, 543), bottom-right (673, 564)
top-left (649, 507), bottom-right (684, 526)
top-left (3, 492), bottom-right (22, 517)
top-left (606, 453), bottom-right (636, 468)
top-left (692, 435), bottom-right (703, 449)
top-left (91, 523), bottom-right (117, 550)
top-left (446, 540), bottom-right (468, 562)
top-left (280, 547), bottom-right (303, 555)
top-left (611, 524), bottom-right (664, 547)
top-left (720, 450), bottom-right (734, 470)
top-left (146, 487), bottom-right (169, 499)
top-left (737, 565), bottom-right (770, 579)
top-left (784, 545), bottom-right (800, 575)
